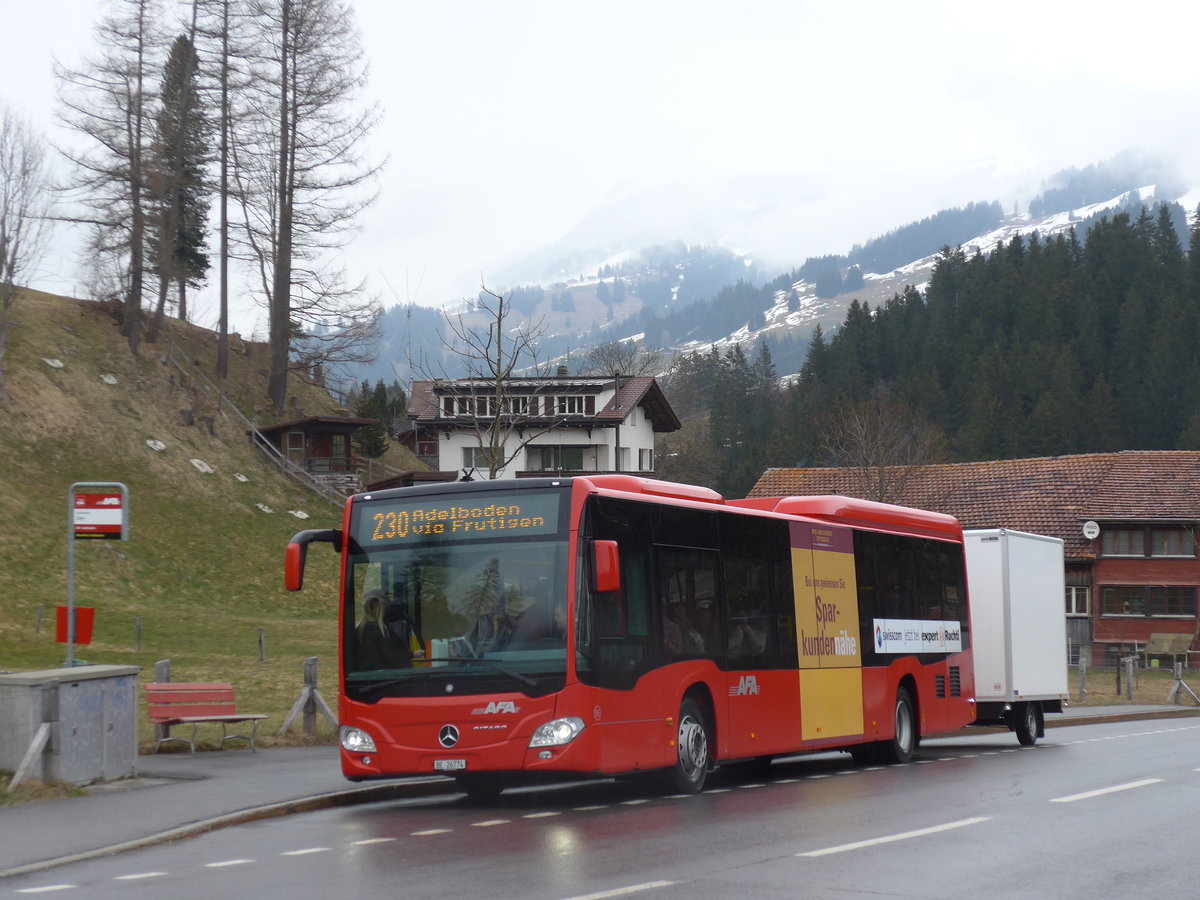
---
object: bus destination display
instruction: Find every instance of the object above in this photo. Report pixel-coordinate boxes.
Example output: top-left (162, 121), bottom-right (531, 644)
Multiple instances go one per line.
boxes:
top-left (358, 491), bottom-right (561, 545)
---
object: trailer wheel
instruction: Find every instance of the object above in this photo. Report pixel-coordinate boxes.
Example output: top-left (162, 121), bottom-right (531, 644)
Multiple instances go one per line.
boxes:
top-left (879, 686), bottom-right (916, 764)
top-left (668, 697), bottom-right (710, 794)
top-left (1014, 702), bottom-right (1041, 746)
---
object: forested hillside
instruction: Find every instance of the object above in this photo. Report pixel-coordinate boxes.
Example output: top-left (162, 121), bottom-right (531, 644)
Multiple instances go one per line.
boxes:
top-left (659, 203), bottom-right (1200, 498)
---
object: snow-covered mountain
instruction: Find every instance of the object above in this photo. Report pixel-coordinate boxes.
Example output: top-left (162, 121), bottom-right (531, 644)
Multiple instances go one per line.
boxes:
top-left (356, 159), bottom-right (1199, 388)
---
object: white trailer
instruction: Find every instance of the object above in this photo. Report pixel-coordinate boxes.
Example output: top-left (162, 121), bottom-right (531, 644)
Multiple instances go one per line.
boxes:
top-left (964, 528), bottom-right (1069, 745)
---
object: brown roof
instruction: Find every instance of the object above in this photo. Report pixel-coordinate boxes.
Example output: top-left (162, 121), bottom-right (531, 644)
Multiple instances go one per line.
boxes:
top-left (596, 376), bottom-right (681, 432)
top-left (748, 451), bottom-right (1200, 559)
top-left (257, 415), bottom-right (376, 437)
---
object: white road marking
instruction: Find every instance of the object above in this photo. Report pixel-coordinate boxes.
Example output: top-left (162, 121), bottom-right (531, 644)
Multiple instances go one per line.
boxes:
top-left (1050, 778), bottom-right (1164, 803)
top-left (574, 805), bottom-right (607, 811)
top-left (560, 880), bottom-right (677, 900)
top-left (471, 819), bottom-right (511, 827)
top-left (412, 828), bottom-right (452, 836)
top-left (205, 859), bottom-right (255, 868)
top-left (281, 847), bottom-right (330, 856)
top-left (114, 872), bottom-right (166, 880)
top-left (799, 816), bottom-right (992, 857)
top-left (524, 811), bottom-right (562, 818)
top-left (353, 837), bottom-right (397, 845)
top-left (621, 799), bottom-right (652, 805)
top-left (15, 887), bottom-right (76, 895)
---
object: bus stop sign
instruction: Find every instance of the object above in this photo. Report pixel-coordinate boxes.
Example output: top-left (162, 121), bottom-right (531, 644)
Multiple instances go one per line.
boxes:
top-left (72, 489), bottom-right (128, 541)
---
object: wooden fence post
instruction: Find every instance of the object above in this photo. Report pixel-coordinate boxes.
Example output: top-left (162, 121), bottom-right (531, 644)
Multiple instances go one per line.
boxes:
top-left (279, 656), bottom-right (337, 735)
top-left (153, 659), bottom-right (171, 745)
top-left (1078, 654), bottom-right (1087, 704)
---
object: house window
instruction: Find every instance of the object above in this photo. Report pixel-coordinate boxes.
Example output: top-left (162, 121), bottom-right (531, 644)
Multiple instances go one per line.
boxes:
top-left (285, 431), bottom-right (305, 465)
top-left (1100, 585), bottom-right (1197, 617)
top-left (639, 448), bottom-right (654, 471)
top-left (463, 446), bottom-right (495, 469)
top-left (1152, 528), bottom-right (1195, 557)
top-left (1065, 586), bottom-right (1089, 617)
top-left (331, 434), bottom-right (349, 465)
top-left (1101, 529), bottom-right (1143, 556)
top-left (553, 395), bottom-right (594, 416)
top-left (501, 396), bottom-right (529, 416)
top-left (1100, 527), bottom-right (1195, 558)
top-left (529, 445), bottom-right (586, 471)
top-left (619, 447), bottom-right (631, 471)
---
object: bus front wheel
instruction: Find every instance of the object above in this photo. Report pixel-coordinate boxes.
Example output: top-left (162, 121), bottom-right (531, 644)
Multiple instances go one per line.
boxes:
top-left (879, 687), bottom-right (916, 764)
top-left (668, 697), bottom-right (710, 794)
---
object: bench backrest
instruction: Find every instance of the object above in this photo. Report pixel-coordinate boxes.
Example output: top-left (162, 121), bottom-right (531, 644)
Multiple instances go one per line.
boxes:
top-left (146, 682), bottom-right (238, 720)
top-left (1145, 634), bottom-right (1176, 654)
top-left (1168, 634), bottom-right (1195, 654)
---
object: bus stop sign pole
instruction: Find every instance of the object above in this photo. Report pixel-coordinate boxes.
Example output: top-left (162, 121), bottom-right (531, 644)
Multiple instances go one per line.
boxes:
top-left (67, 482), bottom-right (129, 667)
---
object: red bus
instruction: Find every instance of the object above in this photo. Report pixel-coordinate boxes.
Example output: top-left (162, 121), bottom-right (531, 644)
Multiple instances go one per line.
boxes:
top-left (285, 474), bottom-right (974, 797)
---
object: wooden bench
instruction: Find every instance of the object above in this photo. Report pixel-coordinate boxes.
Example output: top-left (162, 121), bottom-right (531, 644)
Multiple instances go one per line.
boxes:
top-left (146, 682), bottom-right (270, 753)
top-left (1143, 634), bottom-right (1195, 669)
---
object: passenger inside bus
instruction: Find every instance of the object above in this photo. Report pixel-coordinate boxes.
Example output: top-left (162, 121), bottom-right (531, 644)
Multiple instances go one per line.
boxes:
top-left (384, 599), bottom-right (425, 661)
top-left (355, 591), bottom-right (418, 670)
top-left (692, 593), bottom-right (718, 652)
top-left (666, 600), bottom-right (704, 655)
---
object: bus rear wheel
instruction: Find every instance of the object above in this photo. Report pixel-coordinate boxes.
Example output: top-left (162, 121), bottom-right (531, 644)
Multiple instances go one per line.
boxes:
top-left (879, 687), bottom-right (916, 764)
top-left (668, 697), bottom-right (710, 794)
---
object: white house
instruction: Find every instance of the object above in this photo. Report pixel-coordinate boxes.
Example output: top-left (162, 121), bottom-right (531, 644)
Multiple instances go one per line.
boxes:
top-left (404, 373), bottom-right (682, 480)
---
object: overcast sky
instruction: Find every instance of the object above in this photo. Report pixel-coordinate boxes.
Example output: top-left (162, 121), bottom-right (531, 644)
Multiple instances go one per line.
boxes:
top-left (8, 0), bottom-right (1200, 334)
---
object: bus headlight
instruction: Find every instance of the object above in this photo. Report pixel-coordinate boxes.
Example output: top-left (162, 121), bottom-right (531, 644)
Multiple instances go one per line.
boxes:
top-left (529, 717), bottom-right (585, 748)
top-left (340, 726), bottom-right (377, 754)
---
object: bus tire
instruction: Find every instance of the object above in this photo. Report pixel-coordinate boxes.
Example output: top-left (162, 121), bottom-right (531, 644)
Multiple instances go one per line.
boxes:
top-left (880, 686), bottom-right (916, 764)
top-left (668, 697), bottom-right (710, 794)
top-left (1013, 702), bottom-right (1041, 746)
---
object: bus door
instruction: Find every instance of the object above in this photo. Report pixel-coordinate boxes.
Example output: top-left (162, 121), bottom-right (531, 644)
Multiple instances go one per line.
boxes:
top-left (576, 534), bottom-right (663, 774)
top-left (790, 522), bottom-right (865, 746)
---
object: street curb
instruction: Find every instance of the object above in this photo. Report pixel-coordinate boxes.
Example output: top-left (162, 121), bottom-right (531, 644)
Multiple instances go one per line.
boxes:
top-left (0, 777), bottom-right (457, 882)
top-left (1047, 707), bottom-right (1200, 728)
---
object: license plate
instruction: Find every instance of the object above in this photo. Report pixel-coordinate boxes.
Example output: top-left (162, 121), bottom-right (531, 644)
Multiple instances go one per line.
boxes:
top-left (434, 759), bottom-right (467, 772)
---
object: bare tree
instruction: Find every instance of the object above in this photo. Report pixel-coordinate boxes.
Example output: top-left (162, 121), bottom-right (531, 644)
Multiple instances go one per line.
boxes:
top-left (424, 285), bottom-right (563, 479)
top-left (55, 0), bottom-right (164, 353)
top-left (195, 0), bottom-right (256, 378)
top-left (582, 338), bottom-right (668, 377)
top-left (233, 0), bottom-right (383, 413)
top-left (0, 106), bottom-right (52, 401)
top-left (818, 390), bottom-right (948, 504)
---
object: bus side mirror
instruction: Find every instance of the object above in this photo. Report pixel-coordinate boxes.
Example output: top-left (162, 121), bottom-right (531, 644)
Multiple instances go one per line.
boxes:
top-left (592, 539), bottom-right (621, 594)
top-left (285, 529), bottom-right (343, 591)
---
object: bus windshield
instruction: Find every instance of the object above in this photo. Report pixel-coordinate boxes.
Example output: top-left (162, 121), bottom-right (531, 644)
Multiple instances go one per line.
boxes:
top-left (343, 487), bottom-right (570, 700)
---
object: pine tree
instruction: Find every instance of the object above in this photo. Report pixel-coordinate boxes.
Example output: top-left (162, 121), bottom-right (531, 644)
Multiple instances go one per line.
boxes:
top-left (147, 34), bottom-right (211, 342)
top-left (353, 378), bottom-right (389, 458)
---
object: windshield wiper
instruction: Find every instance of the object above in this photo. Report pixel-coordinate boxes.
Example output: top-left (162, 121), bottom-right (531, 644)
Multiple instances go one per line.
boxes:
top-left (356, 657), bottom-right (538, 695)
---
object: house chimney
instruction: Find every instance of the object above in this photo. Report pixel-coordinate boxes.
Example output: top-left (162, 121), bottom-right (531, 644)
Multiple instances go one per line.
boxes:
top-left (556, 365), bottom-right (568, 377)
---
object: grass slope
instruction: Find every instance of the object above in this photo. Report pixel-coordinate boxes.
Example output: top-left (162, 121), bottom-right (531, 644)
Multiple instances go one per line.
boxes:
top-left (0, 291), bottom-right (356, 756)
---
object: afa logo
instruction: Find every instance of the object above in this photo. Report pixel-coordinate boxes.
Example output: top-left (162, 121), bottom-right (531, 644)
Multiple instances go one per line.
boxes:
top-left (472, 700), bottom-right (519, 715)
top-left (729, 675), bottom-right (761, 697)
